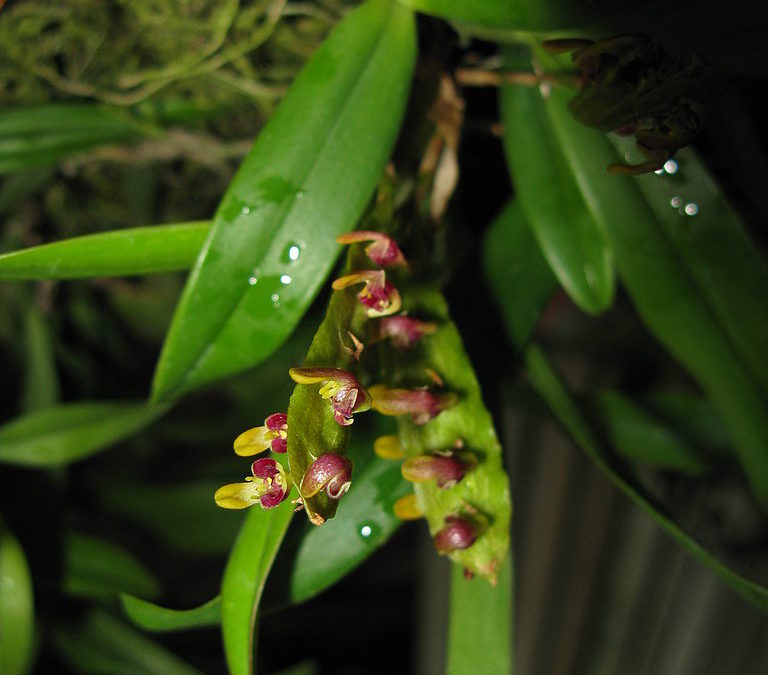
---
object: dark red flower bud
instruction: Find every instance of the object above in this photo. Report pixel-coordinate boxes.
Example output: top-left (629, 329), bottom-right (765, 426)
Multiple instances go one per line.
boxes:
top-left (433, 515), bottom-right (478, 553)
top-left (301, 453), bottom-right (353, 500)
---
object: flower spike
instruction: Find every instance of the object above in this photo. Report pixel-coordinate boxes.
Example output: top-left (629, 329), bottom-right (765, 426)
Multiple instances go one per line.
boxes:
top-left (214, 457), bottom-right (290, 510)
top-left (233, 412), bottom-right (288, 455)
top-left (301, 453), bottom-right (353, 500)
top-left (289, 367), bottom-right (371, 426)
top-left (368, 384), bottom-right (457, 425)
top-left (332, 270), bottom-right (401, 317)
top-left (336, 230), bottom-right (407, 268)
top-left (377, 316), bottom-right (438, 349)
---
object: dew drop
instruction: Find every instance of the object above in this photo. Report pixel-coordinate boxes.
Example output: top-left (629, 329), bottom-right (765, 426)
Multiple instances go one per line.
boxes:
top-left (288, 244), bottom-right (301, 262)
top-left (663, 159), bottom-right (679, 175)
top-left (358, 522), bottom-right (375, 540)
top-left (248, 276), bottom-right (258, 286)
top-left (241, 206), bottom-right (251, 216)
top-left (684, 202), bottom-right (699, 216)
top-left (271, 292), bottom-right (280, 307)
top-left (280, 274), bottom-right (292, 285)
top-left (296, 189), bottom-right (306, 200)
top-left (670, 196), bottom-right (682, 208)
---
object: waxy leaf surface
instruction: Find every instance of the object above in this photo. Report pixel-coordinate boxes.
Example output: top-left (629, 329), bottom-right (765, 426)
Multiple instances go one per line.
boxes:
top-left (151, 0), bottom-right (416, 401)
top-left (0, 527), bottom-right (34, 675)
top-left (121, 595), bottom-right (221, 633)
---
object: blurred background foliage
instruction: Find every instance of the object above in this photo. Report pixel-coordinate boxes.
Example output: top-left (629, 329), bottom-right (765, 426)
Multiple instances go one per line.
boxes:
top-left (1, 0), bottom-right (768, 673)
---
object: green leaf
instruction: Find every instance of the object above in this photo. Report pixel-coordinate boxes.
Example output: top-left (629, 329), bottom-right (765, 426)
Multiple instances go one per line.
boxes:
top-left (381, 284), bottom-right (511, 582)
top-left (151, 0), bottom-right (417, 402)
top-left (446, 552), bottom-right (512, 675)
top-left (0, 401), bottom-right (169, 467)
top-left (62, 532), bottom-right (160, 600)
top-left (500, 81), bottom-right (614, 315)
top-left (525, 344), bottom-right (768, 613)
top-left (221, 500), bottom-right (294, 675)
top-left (121, 595), bottom-right (221, 633)
top-left (285, 418), bottom-right (411, 602)
top-left (52, 610), bottom-right (203, 675)
top-left (482, 199), bottom-right (558, 347)
top-left (591, 389), bottom-right (714, 474)
top-left (0, 104), bottom-right (151, 174)
top-left (0, 222), bottom-right (209, 280)
top-left (21, 306), bottom-right (60, 411)
top-left (541, 84), bottom-right (768, 507)
top-left (0, 526), bottom-right (35, 675)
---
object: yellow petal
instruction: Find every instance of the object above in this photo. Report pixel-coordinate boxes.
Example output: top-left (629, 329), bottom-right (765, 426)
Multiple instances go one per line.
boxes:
top-left (393, 494), bottom-right (423, 520)
top-left (214, 480), bottom-right (261, 509)
top-left (373, 435), bottom-right (405, 460)
top-left (233, 426), bottom-right (274, 456)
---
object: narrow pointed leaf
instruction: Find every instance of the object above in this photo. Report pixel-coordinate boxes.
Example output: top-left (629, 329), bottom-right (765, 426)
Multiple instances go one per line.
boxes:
top-left (0, 401), bottom-right (169, 467)
top-left (63, 532), bottom-right (160, 600)
top-left (447, 553), bottom-right (512, 675)
top-left (151, 0), bottom-right (416, 402)
top-left (22, 306), bottom-right (60, 411)
top-left (482, 199), bottom-right (558, 347)
top-left (500, 82), bottom-right (614, 315)
top-left (221, 499), bottom-right (294, 675)
top-left (541, 85), bottom-right (768, 507)
top-left (121, 595), bottom-right (221, 633)
top-left (0, 222), bottom-right (209, 280)
top-left (526, 344), bottom-right (768, 613)
top-left (0, 526), bottom-right (35, 675)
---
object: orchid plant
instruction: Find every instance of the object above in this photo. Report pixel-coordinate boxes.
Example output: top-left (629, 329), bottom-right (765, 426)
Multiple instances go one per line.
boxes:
top-left (1, 0), bottom-right (768, 674)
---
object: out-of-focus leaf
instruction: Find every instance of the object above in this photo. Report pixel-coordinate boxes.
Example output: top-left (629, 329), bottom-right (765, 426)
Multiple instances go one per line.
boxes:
top-left (269, 662), bottom-right (318, 675)
top-left (592, 389), bottom-right (714, 474)
top-left (446, 552), bottom-right (512, 675)
top-left (526, 344), bottom-right (768, 613)
top-left (0, 526), bottom-right (35, 675)
top-left (98, 480), bottom-right (244, 556)
top-left (0, 104), bottom-right (152, 174)
top-left (285, 417), bottom-right (410, 602)
top-left (482, 199), bottom-right (558, 347)
top-left (221, 500), bottom-right (294, 675)
top-left (62, 532), bottom-right (160, 600)
top-left (151, 0), bottom-right (417, 402)
top-left (0, 222), bottom-right (209, 280)
top-left (52, 610), bottom-right (203, 675)
top-left (121, 595), bottom-right (221, 633)
top-left (610, 141), bottom-right (768, 393)
top-left (500, 82), bottom-right (614, 315)
top-left (541, 84), bottom-right (768, 507)
top-left (0, 401), bottom-right (169, 467)
top-left (0, 167), bottom-right (53, 217)
top-left (21, 306), bottom-right (60, 411)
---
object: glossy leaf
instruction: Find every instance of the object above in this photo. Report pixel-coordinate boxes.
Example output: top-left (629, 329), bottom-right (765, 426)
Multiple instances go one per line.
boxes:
top-left (610, 140), bottom-right (768, 393)
top-left (446, 553), bottom-right (512, 675)
top-left (500, 81), bottom-right (614, 315)
top-left (0, 526), bottom-right (34, 675)
top-left (62, 532), bottom-right (160, 600)
top-left (285, 419), bottom-right (411, 602)
top-left (0, 222), bottom-right (209, 280)
top-left (0, 104), bottom-right (150, 174)
top-left (592, 389), bottom-right (714, 474)
top-left (0, 401), bottom-right (169, 467)
top-left (53, 610), bottom-right (203, 675)
top-left (525, 344), bottom-right (768, 613)
top-left (382, 284), bottom-right (511, 581)
top-left (220, 499), bottom-right (294, 675)
top-left (482, 199), bottom-right (558, 347)
top-left (541, 84), bottom-right (768, 507)
top-left (151, 0), bottom-right (417, 401)
top-left (22, 306), bottom-right (60, 411)
top-left (121, 595), bottom-right (221, 633)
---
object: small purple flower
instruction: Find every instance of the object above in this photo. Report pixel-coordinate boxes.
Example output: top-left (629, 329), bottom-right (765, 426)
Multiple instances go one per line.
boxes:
top-left (336, 230), bottom-right (407, 268)
top-left (332, 270), bottom-right (402, 317)
top-left (377, 316), bottom-right (438, 349)
top-left (401, 451), bottom-right (473, 489)
top-left (368, 384), bottom-right (457, 425)
top-left (301, 453), bottom-right (353, 500)
top-left (433, 515), bottom-right (478, 553)
top-left (233, 412), bottom-right (288, 456)
top-left (289, 367), bottom-right (371, 426)
top-left (214, 457), bottom-right (291, 510)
